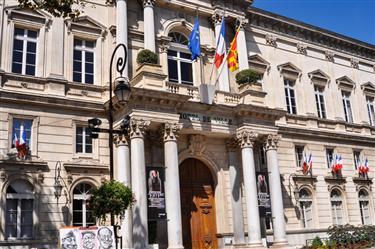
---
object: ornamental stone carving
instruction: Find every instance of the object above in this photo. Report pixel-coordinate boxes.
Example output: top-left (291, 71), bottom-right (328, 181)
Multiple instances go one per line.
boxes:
top-left (265, 33), bottom-right (277, 47)
top-left (236, 17), bottom-right (248, 30)
top-left (236, 130), bottom-right (257, 148)
top-left (350, 58), bottom-right (359, 69)
top-left (130, 119), bottom-right (150, 139)
top-left (325, 50), bottom-right (334, 62)
top-left (0, 168), bottom-right (7, 182)
top-left (143, 0), bottom-right (155, 7)
top-left (114, 134), bottom-right (129, 146)
top-left (163, 123), bottom-right (181, 142)
top-left (211, 10), bottom-right (224, 26)
top-left (188, 135), bottom-right (206, 155)
top-left (265, 134), bottom-right (280, 151)
top-left (297, 43), bottom-right (307, 55)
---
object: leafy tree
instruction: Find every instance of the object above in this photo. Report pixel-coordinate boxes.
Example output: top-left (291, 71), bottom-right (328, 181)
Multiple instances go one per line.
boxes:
top-left (17, 0), bottom-right (114, 18)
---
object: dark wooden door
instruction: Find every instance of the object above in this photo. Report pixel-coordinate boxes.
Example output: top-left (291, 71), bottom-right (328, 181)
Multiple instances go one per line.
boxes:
top-left (180, 158), bottom-right (218, 249)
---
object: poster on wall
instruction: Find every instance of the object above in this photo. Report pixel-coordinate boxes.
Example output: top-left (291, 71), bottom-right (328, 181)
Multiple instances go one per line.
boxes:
top-left (146, 167), bottom-right (166, 220)
top-left (256, 172), bottom-right (271, 216)
top-left (59, 226), bottom-right (115, 249)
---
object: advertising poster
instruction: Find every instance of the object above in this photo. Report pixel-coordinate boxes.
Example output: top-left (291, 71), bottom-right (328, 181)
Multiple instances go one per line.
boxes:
top-left (59, 226), bottom-right (115, 249)
top-left (256, 172), bottom-right (271, 216)
top-left (146, 167), bottom-right (166, 220)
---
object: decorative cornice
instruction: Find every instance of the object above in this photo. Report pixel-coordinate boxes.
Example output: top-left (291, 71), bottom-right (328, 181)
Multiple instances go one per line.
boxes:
top-left (130, 119), bottom-right (150, 139)
top-left (163, 123), bottom-right (181, 142)
top-left (237, 130), bottom-right (257, 148)
top-left (265, 134), bottom-right (279, 151)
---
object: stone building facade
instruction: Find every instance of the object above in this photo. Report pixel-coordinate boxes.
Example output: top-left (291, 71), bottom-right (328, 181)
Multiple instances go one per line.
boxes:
top-left (0, 0), bottom-right (375, 249)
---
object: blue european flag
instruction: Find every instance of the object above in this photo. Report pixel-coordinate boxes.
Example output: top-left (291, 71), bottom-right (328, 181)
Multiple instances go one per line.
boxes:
top-left (188, 17), bottom-right (201, 60)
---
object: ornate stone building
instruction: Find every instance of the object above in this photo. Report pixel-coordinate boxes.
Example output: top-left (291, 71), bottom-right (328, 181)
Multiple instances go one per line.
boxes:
top-left (0, 0), bottom-right (375, 249)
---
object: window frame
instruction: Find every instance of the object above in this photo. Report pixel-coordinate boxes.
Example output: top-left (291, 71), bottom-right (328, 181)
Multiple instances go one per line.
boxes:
top-left (326, 148), bottom-right (334, 170)
top-left (314, 85), bottom-right (326, 119)
top-left (72, 121), bottom-right (98, 159)
top-left (299, 188), bottom-right (313, 228)
top-left (330, 189), bottom-right (344, 226)
top-left (366, 96), bottom-right (375, 126)
top-left (353, 150), bottom-right (362, 171)
top-left (284, 79), bottom-right (297, 115)
top-left (73, 38), bottom-right (95, 84)
top-left (294, 145), bottom-right (305, 168)
top-left (72, 182), bottom-right (96, 227)
top-left (358, 189), bottom-right (372, 225)
top-left (342, 91), bottom-right (353, 123)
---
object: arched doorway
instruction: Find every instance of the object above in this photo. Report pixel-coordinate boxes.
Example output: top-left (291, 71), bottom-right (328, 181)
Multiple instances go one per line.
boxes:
top-left (180, 158), bottom-right (218, 249)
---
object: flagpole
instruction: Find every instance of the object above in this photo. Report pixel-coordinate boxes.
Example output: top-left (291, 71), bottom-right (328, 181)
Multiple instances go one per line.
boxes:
top-left (195, 8), bottom-right (205, 85)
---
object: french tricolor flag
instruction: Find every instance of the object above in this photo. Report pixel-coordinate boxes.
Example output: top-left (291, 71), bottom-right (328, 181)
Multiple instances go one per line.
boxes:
top-left (214, 16), bottom-right (226, 69)
top-left (13, 126), bottom-right (27, 157)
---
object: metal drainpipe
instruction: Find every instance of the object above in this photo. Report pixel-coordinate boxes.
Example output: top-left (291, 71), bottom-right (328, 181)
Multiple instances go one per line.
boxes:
top-left (0, 0), bottom-right (5, 70)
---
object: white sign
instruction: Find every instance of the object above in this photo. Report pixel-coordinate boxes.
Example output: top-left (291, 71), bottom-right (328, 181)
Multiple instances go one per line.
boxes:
top-left (179, 112), bottom-right (233, 126)
top-left (59, 226), bottom-right (115, 249)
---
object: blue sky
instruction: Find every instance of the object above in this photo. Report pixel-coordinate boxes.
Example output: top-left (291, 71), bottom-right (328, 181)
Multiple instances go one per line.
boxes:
top-left (252, 0), bottom-right (375, 45)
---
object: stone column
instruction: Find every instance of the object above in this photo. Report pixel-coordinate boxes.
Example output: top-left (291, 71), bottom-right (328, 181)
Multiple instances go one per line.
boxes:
top-left (237, 131), bottom-right (263, 247)
top-left (130, 119), bottom-right (150, 249)
top-left (116, 0), bottom-right (128, 77)
top-left (164, 123), bottom-right (184, 249)
top-left (236, 18), bottom-right (249, 70)
top-left (226, 139), bottom-right (246, 247)
top-left (115, 135), bottom-right (133, 249)
top-left (265, 135), bottom-right (288, 247)
top-left (211, 12), bottom-right (230, 92)
top-left (143, 0), bottom-right (156, 52)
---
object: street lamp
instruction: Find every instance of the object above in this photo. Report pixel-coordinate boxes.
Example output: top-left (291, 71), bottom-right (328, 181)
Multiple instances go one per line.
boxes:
top-left (54, 161), bottom-right (70, 205)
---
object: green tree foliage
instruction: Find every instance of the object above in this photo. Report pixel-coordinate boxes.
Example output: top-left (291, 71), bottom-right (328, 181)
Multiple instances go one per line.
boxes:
top-left (89, 180), bottom-right (134, 223)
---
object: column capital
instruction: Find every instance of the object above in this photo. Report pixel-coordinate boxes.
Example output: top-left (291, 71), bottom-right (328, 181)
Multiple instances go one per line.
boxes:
top-left (163, 123), bottom-right (182, 142)
top-left (130, 119), bottom-right (150, 139)
top-left (211, 9), bottom-right (224, 27)
top-left (236, 17), bottom-right (249, 30)
top-left (265, 134), bottom-right (280, 151)
top-left (236, 130), bottom-right (257, 149)
top-left (226, 138), bottom-right (238, 152)
top-left (114, 134), bottom-right (129, 146)
top-left (143, 0), bottom-right (155, 7)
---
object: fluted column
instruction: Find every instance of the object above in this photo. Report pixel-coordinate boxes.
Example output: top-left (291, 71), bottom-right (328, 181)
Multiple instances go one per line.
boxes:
top-left (115, 135), bottom-right (133, 249)
top-left (237, 131), bottom-right (263, 247)
top-left (116, 0), bottom-right (128, 77)
top-left (164, 123), bottom-right (184, 249)
top-left (143, 0), bottom-right (156, 52)
top-left (211, 12), bottom-right (230, 92)
top-left (226, 139), bottom-right (246, 247)
top-left (265, 135), bottom-right (288, 247)
top-left (236, 18), bottom-right (249, 70)
top-left (130, 119), bottom-right (150, 249)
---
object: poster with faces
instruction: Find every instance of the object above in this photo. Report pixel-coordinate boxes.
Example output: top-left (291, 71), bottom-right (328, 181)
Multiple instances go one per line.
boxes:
top-left (59, 226), bottom-right (115, 249)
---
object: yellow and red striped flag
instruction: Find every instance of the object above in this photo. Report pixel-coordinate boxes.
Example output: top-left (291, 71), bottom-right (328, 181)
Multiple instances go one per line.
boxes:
top-left (227, 28), bottom-right (239, 72)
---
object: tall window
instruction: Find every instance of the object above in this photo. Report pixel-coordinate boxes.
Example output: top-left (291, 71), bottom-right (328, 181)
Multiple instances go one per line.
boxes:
top-left (342, 91), bottom-right (353, 123)
top-left (284, 79), bottom-right (297, 114)
top-left (353, 150), bottom-right (361, 171)
top-left (12, 28), bottom-right (37, 76)
top-left (314, 86), bottom-right (326, 118)
top-left (367, 96), bottom-right (375, 126)
top-left (167, 32), bottom-right (193, 85)
top-left (331, 189), bottom-right (344, 225)
top-left (11, 118), bottom-right (33, 151)
top-left (76, 126), bottom-right (92, 154)
top-left (326, 148), bottom-right (334, 169)
top-left (359, 190), bottom-right (371, 225)
top-left (258, 146), bottom-right (267, 170)
top-left (295, 145), bottom-right (304, 168)
top-left (299, 189), bottom-right (313, 228)
top-left (73, 39), bottom-right (95, 84)
top-left (73, 183), bottom-right (95, 227)
top-left (5, 179), bottom-right (34, 239)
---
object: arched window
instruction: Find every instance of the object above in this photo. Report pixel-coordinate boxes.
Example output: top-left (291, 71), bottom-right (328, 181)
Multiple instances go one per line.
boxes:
top-left (167, 32), bottom-right (193, 85)
top-left (73, 183), bottom-right (95, 227)
top-left (330, 189), bottom-right (344, 225)
top-left (299, 188), bottom-right (313, 228)
top-left (5, 179), bottom-right (34, 239)
top-left (359, 189), bottom-right (371, 225)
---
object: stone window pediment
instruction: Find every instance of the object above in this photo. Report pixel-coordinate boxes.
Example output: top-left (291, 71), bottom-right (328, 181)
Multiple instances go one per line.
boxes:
top-left (361, 82), bottom-right (375, 96)
top-left (308, 69), bottom-right (330, 86)
top-left (249, 54), bottom-right (270, 75)
top-left (277, 62), bottom-right (301, 80)
top-left (6, 7), bottom-right (52, 29)
top-left (66, 16), bottom-right (107, 39)
top-left (336, 76), bottom-right (356, 91)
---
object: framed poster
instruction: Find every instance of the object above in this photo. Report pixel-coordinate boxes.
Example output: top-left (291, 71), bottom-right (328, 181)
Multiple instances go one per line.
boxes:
top-left (256, 172), bottom-right (271, 216)
top-left (146, 167), bottom-right (166, 220)
top-left (59, 226), bottom-right (115, 249)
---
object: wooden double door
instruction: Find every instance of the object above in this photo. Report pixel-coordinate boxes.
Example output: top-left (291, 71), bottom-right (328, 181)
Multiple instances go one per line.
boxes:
top-left (179, 159), bottom-right (218, 249)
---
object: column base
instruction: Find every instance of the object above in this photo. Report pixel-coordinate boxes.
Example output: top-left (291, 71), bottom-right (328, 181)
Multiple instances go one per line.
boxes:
top-left (270, 240), bottom-right (290, 249)
top-left (167, 246), bottom-right (184, 249)
top-left (233, 243), bottom-right (266, 249)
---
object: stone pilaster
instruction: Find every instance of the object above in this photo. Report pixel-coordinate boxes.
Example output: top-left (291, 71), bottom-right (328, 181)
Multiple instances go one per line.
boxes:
top-left (236, 18), bottom-right (249, 70)
top-left (237, 130), bottom-right (264, 248)
top-left (130, 119), bottom-right (150, 249)
top-left (115, 134), bottom-right (133, 249)
top-left (264, 134), bottom-right (288, 248)
top-left (226, 138), bottom-right (246, 246)
top-left (143, 0), bottom-right (156, 52)
top-left (163, 123), bottom-right (184, 249)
